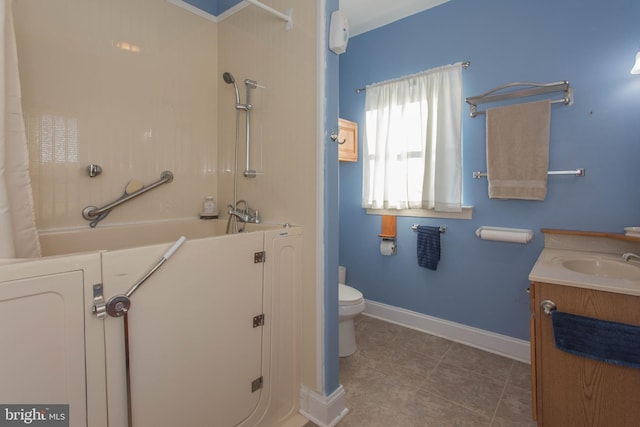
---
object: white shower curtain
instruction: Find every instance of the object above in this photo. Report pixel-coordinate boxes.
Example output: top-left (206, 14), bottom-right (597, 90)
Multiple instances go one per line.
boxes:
top-left (0, 0), bottom-right (40, 258)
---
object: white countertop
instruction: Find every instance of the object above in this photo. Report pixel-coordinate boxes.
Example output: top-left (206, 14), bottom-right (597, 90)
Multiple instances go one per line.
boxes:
top-left (529, 248), bottom-right (640, 296)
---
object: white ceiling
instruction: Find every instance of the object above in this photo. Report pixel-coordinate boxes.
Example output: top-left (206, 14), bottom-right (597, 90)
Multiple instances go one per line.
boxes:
top-left (339, 0), bottom-right (449, 37)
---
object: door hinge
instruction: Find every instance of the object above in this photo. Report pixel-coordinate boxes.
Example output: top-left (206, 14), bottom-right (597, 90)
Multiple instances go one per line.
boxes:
top-left (253, 314), bottom-right (265, 327)
top-left (251, 376), bottom-right (263, 392)
top-left (254, 251), bottom-right (266, 263)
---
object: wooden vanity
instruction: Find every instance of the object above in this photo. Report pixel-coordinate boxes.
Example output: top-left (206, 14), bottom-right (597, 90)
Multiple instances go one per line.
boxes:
top-left (529, 229), bottom-right (640, 426)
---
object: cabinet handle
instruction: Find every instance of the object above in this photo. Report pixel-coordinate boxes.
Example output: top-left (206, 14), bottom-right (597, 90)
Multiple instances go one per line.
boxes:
top-left (541, 299), bottom-right (556, 316)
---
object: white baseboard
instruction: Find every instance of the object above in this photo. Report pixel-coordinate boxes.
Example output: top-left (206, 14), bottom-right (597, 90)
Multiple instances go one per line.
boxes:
top-left (299, 385), bottom-right (348, 427)
top-left (364, 300), bottom-right (531, 363)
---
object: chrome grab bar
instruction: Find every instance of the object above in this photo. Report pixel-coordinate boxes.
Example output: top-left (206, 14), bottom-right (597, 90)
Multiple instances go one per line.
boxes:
top-left (82, 171), bottom-right (174, 223)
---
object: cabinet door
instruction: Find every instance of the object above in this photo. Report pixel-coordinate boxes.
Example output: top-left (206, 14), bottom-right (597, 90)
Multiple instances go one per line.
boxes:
top-left (534, 282), bottom-right (640, 427)
top-left (338, 118), bottom-right (358, 162)
top-left (0, 271), bottom-right (86, 426)
top-left (528, 284), bottom-right (537, 423)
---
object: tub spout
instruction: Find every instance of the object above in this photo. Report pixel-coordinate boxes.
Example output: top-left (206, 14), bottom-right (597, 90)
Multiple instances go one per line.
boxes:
top-left (228, 207), bottom-right (249, 222)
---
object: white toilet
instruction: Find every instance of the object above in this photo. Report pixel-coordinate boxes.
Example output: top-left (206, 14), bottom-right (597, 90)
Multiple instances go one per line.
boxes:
top-left (338, 266), bottom-right (365, 357)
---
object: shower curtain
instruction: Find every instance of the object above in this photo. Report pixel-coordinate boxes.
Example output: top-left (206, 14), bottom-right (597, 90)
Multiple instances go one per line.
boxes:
top-left (0, 0), bottom-right (40, 258)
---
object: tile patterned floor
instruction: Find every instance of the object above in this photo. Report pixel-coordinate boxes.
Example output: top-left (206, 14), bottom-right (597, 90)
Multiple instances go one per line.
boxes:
top-left (328, 315), bottom-right (537, 427)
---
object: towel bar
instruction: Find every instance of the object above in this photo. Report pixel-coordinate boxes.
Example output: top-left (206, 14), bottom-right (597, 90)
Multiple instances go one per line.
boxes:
top-left (411, 224), bottom-right (446, 233)
top-left (465, 81), bottom-right (573, 118)
top-left (473, 168), bottom-right (585, 179)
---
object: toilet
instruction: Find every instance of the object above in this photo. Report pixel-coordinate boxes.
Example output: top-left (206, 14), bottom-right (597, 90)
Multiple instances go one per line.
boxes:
top-left (338, 266), bottom-right (365, 357)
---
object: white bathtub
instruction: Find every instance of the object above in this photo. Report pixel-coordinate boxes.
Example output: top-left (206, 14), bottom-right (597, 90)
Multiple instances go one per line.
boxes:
top-left (0, 219), bottom-right (305, 427)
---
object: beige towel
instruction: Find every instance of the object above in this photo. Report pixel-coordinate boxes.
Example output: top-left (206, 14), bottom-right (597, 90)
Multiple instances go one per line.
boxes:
top-left (486, 100), bottom-right (551, 200)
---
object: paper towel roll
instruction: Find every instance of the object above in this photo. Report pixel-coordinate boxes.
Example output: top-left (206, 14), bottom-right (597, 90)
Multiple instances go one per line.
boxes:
top-left (380, 239), bottom-right (396, 256)
top-left (475, 226), bottom-right (533, 244)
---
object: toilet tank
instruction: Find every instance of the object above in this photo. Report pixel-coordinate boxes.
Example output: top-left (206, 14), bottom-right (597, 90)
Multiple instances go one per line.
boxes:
top-left (338, 266), bottom-right (346, 284)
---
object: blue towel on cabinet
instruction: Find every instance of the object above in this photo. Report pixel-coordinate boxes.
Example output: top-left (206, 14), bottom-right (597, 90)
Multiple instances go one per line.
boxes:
top-left (416, 226), bottom-right (440, 271)
top-left (551, 311), bottom-right (640, 369)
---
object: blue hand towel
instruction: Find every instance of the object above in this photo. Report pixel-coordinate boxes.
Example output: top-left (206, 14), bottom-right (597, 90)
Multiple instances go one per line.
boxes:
top-left (551, 311), bottom-right (640, 369)
top-left (416, 226), bottom-right (440, 271)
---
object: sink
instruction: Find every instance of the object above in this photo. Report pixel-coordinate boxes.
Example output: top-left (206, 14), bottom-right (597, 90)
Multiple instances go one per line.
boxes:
top-left (554, 256), bottom-right (640, 281)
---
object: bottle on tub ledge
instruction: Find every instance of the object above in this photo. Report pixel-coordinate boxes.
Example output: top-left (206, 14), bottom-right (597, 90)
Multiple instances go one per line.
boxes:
top-left (199, 196), bottom-right (219, 219)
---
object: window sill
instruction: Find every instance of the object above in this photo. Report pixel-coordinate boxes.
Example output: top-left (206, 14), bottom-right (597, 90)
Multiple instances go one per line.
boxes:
top-left (366, 207), bottom-right (473, 220)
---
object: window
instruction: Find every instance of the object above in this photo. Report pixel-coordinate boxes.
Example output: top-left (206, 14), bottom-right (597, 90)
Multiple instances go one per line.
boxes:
top-left (362, 63), bottom-right (463, 213)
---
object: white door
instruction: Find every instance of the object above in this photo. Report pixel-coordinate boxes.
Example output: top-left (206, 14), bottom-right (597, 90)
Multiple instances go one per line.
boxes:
top-left (102, 232), bottom-right (265, 427)
top-left (0, 270), bottom-right (87, 427)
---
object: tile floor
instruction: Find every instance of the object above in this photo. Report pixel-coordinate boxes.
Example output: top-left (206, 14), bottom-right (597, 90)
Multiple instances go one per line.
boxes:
top-left (310, 315), bottom-right (537, 427)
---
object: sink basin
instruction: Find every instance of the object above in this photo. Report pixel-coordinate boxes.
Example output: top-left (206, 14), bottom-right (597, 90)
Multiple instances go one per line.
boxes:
top-left (555, 256), bottom-right (640, 281)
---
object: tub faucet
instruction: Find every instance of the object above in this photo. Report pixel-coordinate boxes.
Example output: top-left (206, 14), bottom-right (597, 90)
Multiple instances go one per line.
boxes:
top-left (226, 200), bottom-right (261, 234)
top-left (622, 253), bottom-right (640, 262)
top-left (231, 200), bottom-right (260, 224)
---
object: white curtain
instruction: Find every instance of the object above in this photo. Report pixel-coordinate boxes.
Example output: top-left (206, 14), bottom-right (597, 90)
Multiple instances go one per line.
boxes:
top-left (362, 63), bottom-right (462, 212)
top-left (0, 0), bottom-right (40, 258)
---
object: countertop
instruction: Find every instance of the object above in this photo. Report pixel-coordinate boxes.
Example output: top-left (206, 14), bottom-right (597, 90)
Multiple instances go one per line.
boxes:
top-left (529, 248), bottom-right (640, 296)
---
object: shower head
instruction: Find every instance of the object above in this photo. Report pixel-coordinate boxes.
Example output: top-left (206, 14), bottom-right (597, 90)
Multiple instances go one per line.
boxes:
top-left (223, 72), bottom-right (240, 106)
top-left (222, 71), bottom-right (235, 84)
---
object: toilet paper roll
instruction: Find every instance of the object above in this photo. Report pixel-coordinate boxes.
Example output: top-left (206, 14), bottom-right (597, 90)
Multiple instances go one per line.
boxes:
top-left (475, 226), bottom-right (533, 244)
top-left (380, 239), bottom-right (396, 256)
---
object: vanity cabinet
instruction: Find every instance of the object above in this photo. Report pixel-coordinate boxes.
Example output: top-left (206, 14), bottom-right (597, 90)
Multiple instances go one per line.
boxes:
top-left (530, 281), bottom-right (640, 426)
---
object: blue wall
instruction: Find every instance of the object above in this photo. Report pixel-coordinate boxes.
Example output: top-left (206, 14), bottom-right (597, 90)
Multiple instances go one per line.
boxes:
top-left (339, 0), bottom-right (640, 340)
top-left (325, 0), bottom-right (341, 396)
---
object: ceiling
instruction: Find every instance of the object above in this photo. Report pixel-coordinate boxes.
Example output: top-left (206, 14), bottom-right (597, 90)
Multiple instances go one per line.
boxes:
top-left (339, 0), bottom-right (449, 37)
top-left (178, 0), bottom-right (449, 36)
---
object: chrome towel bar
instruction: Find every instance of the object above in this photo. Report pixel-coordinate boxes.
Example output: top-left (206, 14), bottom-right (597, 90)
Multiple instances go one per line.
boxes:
top-left (473, 168), bottom-right (585, 179)
top-left (82, 171), bottom-right (174, 226)
top-left (411, 224), bottom-right (447, 234)
top-left (465, 81), bottom-right (573, 118)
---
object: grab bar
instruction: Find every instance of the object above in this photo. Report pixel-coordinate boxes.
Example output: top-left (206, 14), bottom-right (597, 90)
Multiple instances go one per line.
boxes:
top-left (82, 171), bottom-right (174, 222)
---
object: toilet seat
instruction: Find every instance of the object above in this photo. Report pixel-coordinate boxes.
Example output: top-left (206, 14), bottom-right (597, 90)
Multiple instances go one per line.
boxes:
top-left (339, 284), bottom-right (363, 306)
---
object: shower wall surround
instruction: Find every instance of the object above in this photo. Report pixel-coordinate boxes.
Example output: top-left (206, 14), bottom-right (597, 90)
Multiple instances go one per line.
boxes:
top-left (14, 0), bottom-right (218, 230)
top-left (217, 0), bottom-right (319, 390)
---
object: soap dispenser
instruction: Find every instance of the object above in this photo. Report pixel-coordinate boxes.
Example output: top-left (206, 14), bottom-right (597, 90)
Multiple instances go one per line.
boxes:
top-left (200, 196), bottom-right (218, 219)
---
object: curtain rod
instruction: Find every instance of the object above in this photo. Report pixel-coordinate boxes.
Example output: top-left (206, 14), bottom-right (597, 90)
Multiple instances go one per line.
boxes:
top-left (244, 0), bottom-right (293, 30)
top-left (355, 61), bottom-right (470, 93)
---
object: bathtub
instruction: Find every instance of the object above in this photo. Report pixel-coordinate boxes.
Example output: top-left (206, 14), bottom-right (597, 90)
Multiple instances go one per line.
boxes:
top-left (0, 219), bottom-right (305, 427)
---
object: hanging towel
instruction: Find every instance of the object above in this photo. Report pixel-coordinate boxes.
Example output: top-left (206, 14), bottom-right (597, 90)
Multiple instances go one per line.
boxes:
top-left (551, 311), bottom-right (640, 369)
top-left (486, 100), bottom-right (550, 200)
top-left (416, 226), bottom-right (440, 271)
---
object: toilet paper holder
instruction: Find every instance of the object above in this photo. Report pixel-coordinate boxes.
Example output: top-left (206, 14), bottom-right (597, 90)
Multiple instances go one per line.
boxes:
top-left (380, 237), bottom-right (397, 256)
